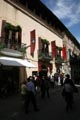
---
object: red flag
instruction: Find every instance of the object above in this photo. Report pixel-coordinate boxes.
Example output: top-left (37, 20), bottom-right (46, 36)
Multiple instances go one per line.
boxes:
top-left (30, 30), bottom-right (36, 56)
top-left (38, 61), bottom-right (42, 71)
top-left (62, 46), bottom-right (66, 60)
top-left (51, 41), bottom-right (56, 58)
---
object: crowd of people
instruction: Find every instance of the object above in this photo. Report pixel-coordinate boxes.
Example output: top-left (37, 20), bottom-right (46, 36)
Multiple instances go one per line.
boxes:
top-left (20, 73), bottom-right (78, 113)
top-left (20, 74), bottom-right (55, 113)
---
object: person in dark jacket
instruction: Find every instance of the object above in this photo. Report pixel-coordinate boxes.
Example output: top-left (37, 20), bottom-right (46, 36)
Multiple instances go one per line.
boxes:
top-left (40, 76), bottom-right (50, 99)
top-left (25, 76), bottom-right (39, 113)
top-left (62, 74), bottom-right (75, 112)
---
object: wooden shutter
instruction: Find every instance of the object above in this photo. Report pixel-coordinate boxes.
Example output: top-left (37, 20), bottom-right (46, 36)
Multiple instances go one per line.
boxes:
top-left (62, 46), bottom-right (67, 60)
top-left (51, 41), bottom-right (57, 58)
top-left (30, 29), bottom-right (36, 56)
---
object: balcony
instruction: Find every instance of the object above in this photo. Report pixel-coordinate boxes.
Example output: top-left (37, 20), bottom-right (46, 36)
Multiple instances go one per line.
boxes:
top-left (38, 49), bottom-right (53, 61)
top-left (55, 55), bottom-right (64, 66)
top-left (0, 38), bottom-right (27, 57)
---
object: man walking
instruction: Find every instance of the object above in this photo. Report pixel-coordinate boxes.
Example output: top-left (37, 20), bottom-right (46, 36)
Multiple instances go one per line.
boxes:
top-left (25, 76), bottom-right (39, 113)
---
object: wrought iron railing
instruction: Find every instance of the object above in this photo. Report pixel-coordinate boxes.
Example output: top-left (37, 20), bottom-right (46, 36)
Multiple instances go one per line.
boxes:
top-left (0, 37), bottom-right (27, 54)
top-left (38, 49), bottom-right (53, 61)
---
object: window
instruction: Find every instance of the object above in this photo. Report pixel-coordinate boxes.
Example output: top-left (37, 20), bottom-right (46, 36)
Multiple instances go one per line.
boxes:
top-left (2, 22), bottom-right (22, 49)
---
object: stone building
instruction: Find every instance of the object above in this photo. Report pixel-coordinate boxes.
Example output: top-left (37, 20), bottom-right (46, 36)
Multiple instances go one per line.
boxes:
top-left (0, 0), bottom-right (80, 95)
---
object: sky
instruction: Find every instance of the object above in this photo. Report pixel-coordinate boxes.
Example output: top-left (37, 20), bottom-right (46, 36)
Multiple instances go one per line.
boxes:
top-left (40, 0), bottom-right (80, 43)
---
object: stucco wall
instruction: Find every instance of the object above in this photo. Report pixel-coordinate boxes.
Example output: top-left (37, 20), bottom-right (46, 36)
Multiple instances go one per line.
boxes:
top-left (0, 0), bottom-right (63, 77)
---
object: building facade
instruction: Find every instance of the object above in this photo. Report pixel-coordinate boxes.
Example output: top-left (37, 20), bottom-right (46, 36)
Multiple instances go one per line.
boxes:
top-left (0, 0), bottom-right (80, 95)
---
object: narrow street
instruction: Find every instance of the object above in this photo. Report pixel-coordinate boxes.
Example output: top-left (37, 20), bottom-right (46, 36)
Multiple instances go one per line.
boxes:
top-left (0, 86), bottom-right (80, 120)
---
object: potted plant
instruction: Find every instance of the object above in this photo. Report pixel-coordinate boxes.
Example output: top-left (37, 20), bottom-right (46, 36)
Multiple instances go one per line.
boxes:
top-left (19, 47), bottom-right (26, 54)
top-left (41, 39), bottom-right (50, 45)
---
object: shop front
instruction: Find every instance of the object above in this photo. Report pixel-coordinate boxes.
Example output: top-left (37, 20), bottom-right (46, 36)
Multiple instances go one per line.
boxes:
top-left (0, 56), bottom-right (36, 98)
top-left (0, 66), bottom-right (19, 97)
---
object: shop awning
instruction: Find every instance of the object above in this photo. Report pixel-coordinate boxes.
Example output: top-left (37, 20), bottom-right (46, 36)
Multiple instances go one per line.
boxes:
top-left (0, 57), bottom-right (37, 68)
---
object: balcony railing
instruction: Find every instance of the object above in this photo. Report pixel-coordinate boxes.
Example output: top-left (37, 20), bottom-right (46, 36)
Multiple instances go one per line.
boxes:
top-left (38, 49), bottom-right (53, 61)
top-left (0, 37), bottom-right (27, 57)
top-left (0, 42), bottom-right (26, 53)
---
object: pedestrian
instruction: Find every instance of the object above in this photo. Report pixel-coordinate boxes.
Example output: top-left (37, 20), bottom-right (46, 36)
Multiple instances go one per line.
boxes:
top-left (62, 74), bottom-right (75, 112)
top-left (20, 81), bottom-right (28, 104)
top-left (49, 74), bottom-right (54, 88)
top-left (40, 76), bottom-right (50, 99)
top-left (25, 76), bottom-right (39, 113)
top-left (60, 73), bottom-right (64, 86)
top-left (45, 76), bottom-right (50, 98)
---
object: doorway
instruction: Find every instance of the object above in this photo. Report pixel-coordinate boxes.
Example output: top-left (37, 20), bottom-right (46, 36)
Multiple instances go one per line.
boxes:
top-left (39, 64), bottom-right (48, 77)
top-left (0, 66), bottom-right (19, 97)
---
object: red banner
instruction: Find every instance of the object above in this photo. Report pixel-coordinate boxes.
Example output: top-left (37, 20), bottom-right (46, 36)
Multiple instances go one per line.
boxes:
top-left (62, 46), bottom-right (66, 60)
top-left (51, 41), bottom-right (56, 58)
top-left (30, 30), bottom-right (36, 56)
top-left (38, 61), bottom-right (42, 72)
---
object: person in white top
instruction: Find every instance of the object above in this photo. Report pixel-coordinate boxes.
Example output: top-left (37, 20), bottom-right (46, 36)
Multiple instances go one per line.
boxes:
top-left (49, 73), bottom-right (54, 88)
top-left (21, 81), bottom-right (27, 100)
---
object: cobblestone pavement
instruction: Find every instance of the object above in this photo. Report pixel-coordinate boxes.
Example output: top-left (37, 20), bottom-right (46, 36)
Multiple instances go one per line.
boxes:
top-left (0, 85), bottom-right (80, 120)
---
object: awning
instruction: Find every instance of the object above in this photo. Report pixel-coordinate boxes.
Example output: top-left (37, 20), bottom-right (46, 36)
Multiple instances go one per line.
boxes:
top-left (0, 57), bottom-right (37, 68)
